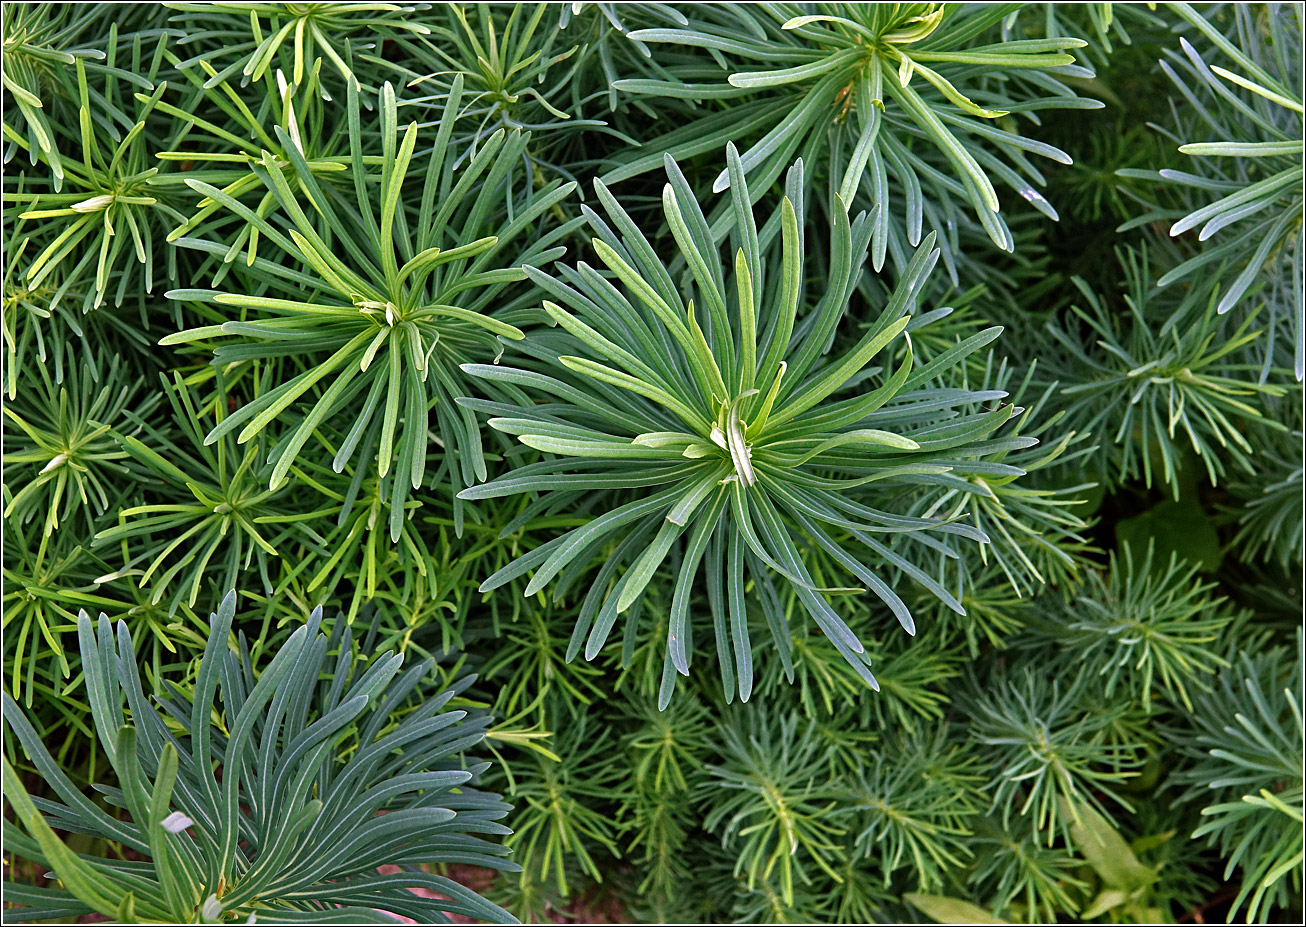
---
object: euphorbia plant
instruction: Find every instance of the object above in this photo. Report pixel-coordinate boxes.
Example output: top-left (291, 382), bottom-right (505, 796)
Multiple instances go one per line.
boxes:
top-left (2, 589), bottom-right (518, 924)
top-left (462, 145), bottom-right (1024, 705)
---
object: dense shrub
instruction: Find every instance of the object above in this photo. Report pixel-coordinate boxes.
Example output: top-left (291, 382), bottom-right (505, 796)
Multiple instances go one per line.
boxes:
top-left (3, 3), bottom-right (1302, 924)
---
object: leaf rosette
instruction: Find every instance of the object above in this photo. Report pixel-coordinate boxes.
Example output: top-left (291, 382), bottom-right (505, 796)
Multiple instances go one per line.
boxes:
top-left (463, 146), bottom-right (1027, 705)
top-left (162, 77), bottom-right (579, 540)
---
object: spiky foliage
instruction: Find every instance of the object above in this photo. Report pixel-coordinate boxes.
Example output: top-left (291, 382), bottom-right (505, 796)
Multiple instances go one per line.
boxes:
top-left (904, 352), bottom-right (1095, 596)
top-left (1031, 2), bottom-right (1169, 67)
top-left (966, 827), bottom-right (1087, 921)
top-left (163, 1), bottom-right (430, 91)
top-left (395, 3), bottom-right (629, 184)
top-left (91, 373), bottom-right (312, 615)
top-left (1224, 395), bottom-right (1305, 569)
top-left (2, 355), bottom-right (149, 543)
top-left (964, 662), bottom-right (1144, 845)
top-left (842, 726), bottom-right (983, 891)
top-left (464, 148), bottom-right (1039, 706)
top-left (163, 77), bottom-right (579, 539)
top-left (1046, 245), bottom-right (1287, 494)
top-left (1121, 2), bottom-right (1304, 378)
top-left (605, 3), bottom-right (1099, 271)
top-left (488, 700), bottom-right (623, 909)
top-left (2, 4), bottom-right (1303, 926)
top-left (148, 47), bottom-right (356, 256)
top-left (1170, 640), bottom-right (1305, 924)
top-left (4, 32), bottom-right (182, 311)
top-left (1057, 121), bottom-right (1175, 224)
top-left (702, 709), bottom-right (847, 906)
top-left (1, 5), bottom-right (169, 185)
top-left (2, 213), bottom-right (90, 399)
top-left (1031, 543), bottom-right (1238, 710)
top-left (2, 590), bottom-right (515, 924)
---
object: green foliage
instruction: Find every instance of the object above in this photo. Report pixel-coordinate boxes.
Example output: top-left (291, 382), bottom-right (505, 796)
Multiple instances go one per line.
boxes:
top-left (965, 662), bottom-right (1144, 844)
top-left (465, 147), bottom-right (1029, 706)
top-left (491, 701), bottom-right (623, 905)
top-left (1033, 543), bottom-right (1237, 710)
top-left (3, 354), bottom-right (149, 543)
top-left (1224, 396), bottom-right (1305, 569)
top-left (4, 29), bottom-right (181, 311)
top-left (1046, 244), bottom-right (1288, 494)
top-left (606, 3), bottom-right (1099, 271)
top-left (967, 828), bottom-right (1086, 921)
top-left (92, 373), bottom-right (311, 615)
top-left (907, 891), bottom-right (1009, 925)
top-left (1, 5), bottom-right (169, 187)
top-left (2, 590), bottom-right (515, 924)
top-left (703, 709), bottom-right (847, 906)
top-left (844, 726), bottom-right (983, 891)
top-left (163, 77), bottom-right (578, 540)
top-left (2, 3), bottom-right (1302, 925)
top-left (397, 3), bottom-right (625, 181)
top-left (164, 1), bottom-right (431, 90)
top-left (1066, 799), bottom-right (1164, 921)
top-left (1120, 2), bottom-right (1304, 378)
top-left (1170, 639), bottom-right (1305, 924)
top-left (906, 353), bottom-right (1094, 595)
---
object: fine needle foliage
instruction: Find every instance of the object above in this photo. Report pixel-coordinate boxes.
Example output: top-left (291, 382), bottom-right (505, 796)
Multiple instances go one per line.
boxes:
top-left (2, 4), bottom-right (1302, 925)
top-left (1170, 637), bottom-right (1305, 925)
top-left (1120, 2), bottom-right (1305, 378)
top-left (163, 2), bottom-right (432, 93)
top-left (1045, 244), bottom-right (1288, 494)
top-left (4, 34), bottom-right (182, 312)
top-left (1037, 542), bottom-right (1237, 711)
